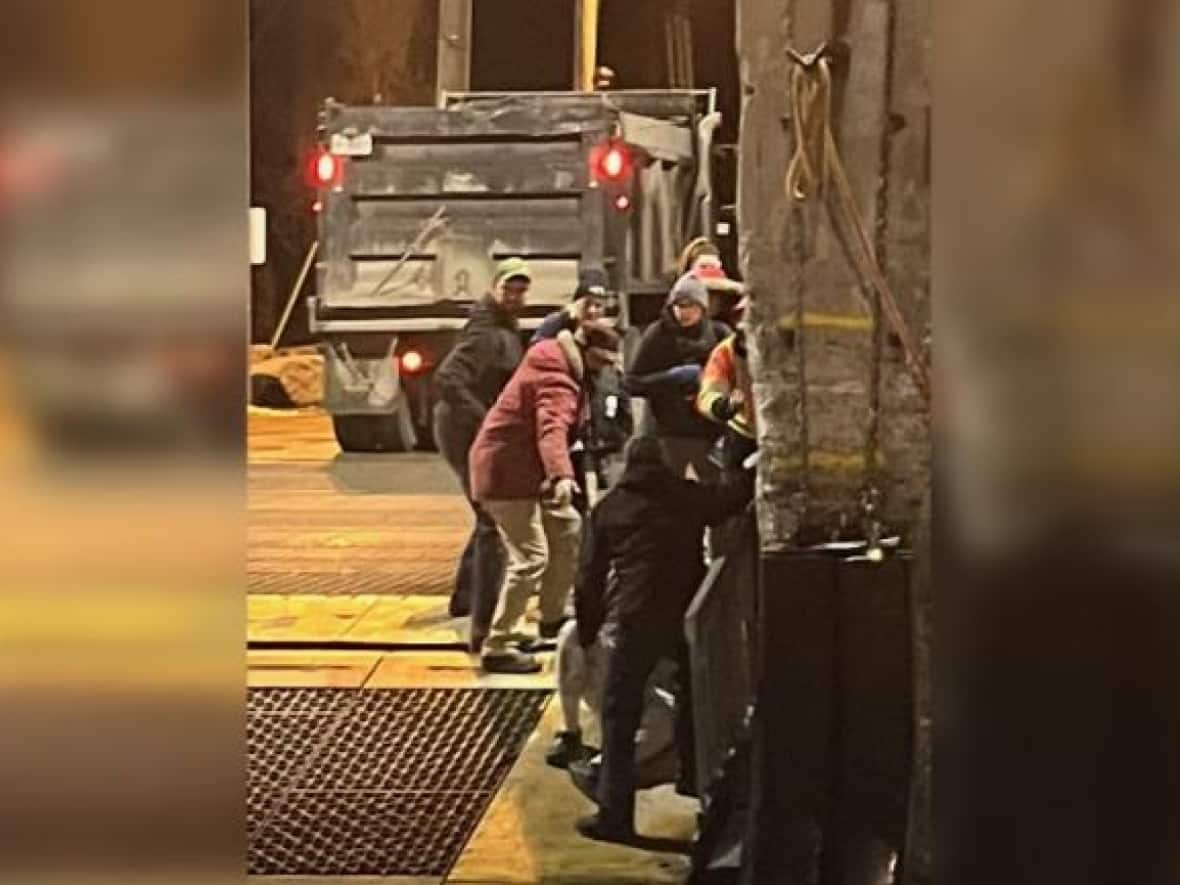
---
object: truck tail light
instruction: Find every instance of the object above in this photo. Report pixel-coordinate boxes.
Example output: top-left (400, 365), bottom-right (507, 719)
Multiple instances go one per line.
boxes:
top-left (400, 350), bottom-right (425, 375)
top-left (590, 140), bottom-right (633, 184)
top-left (306, 147), bottom-right (344, 190)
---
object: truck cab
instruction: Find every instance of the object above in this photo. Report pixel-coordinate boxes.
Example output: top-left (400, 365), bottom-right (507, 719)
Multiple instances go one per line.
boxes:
top-left (307, 89), bottom-right (724, 452)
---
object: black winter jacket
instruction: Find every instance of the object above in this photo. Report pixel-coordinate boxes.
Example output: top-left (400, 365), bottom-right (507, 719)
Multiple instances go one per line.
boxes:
top-left (574, 458), bottom-right (753, 649)
top-left (625, 310), bottom-right (732, 438)
top-left (433, 296), bottom-right (523, 431)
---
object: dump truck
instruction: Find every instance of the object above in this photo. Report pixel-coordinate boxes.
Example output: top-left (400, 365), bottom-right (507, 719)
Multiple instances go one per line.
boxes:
top-left (306, 89), bottom-right (727, 452)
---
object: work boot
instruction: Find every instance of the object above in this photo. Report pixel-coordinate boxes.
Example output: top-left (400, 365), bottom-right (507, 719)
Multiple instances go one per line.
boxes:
top-left (480, 647), bottom-right (541, 674)
top-left (545, 731), bottom-right (591, 769)
top-left (575, 812), bottom-right (636, 846)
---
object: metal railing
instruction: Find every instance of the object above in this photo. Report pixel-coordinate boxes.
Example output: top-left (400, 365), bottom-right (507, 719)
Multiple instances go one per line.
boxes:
top-left (684, 508), bottom-right (759, 803)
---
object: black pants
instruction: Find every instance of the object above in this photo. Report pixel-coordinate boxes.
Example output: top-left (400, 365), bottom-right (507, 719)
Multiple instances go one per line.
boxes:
top-left (721, 428), bottom-right (757, 470)
top-left (433, 402), bottom-right (503, 637)
top-left (598, 624), bottom-right (695, 829)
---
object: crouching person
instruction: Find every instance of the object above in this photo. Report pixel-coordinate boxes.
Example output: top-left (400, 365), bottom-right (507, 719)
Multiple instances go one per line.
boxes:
top-left (469, 320), bottom-right (621, 674)
top-left (572, 435), bottom-right (754, 843)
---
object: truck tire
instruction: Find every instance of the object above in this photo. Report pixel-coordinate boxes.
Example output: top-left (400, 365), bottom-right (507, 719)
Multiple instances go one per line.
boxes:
top-left (332, 412), bottom-right (416, 453)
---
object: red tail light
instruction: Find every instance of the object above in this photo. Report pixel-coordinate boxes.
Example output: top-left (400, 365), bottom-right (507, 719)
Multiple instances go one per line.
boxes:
top-left (400, 350), bottom-right (425, 374)
top-left (306, 148), bottom-right (344, 189)
top-left (590, 140), bottom-right (633, 184)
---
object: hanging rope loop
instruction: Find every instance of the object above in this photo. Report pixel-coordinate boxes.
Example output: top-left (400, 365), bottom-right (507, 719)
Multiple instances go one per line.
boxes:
top-left (784, 43), bottom-right (932, 403)
top-left (784, 45), bottom-right (834, 202)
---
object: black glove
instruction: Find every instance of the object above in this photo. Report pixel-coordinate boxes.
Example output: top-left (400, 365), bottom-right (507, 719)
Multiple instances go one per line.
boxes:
top-left (709, 395), bottom-right (739, 423)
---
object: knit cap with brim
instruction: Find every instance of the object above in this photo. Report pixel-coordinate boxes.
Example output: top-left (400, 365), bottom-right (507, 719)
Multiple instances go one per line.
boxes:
top-left (666, 272), bottom-right (709, 309)
top-left (574, 266), bottom-right (609, 301)
top-left (494, 256), bottom-right (532, 283)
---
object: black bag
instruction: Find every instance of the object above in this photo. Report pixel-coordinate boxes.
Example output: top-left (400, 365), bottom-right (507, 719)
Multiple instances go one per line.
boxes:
top-left (587, 364), bottom-right (633, 457)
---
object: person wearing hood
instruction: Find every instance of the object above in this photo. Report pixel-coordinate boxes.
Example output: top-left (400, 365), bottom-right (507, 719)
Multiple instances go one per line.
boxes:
top-left (624, 273), bottom-right (732, 481)
top-left (469, 318), bottom-right (622, 674)
top-left (569, 435), bottom-right (754, 844)
top-left (433, 258), bottom-right (529, 627)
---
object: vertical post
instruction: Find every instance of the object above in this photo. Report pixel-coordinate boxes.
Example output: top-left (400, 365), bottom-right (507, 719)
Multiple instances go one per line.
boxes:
top-left (574, 0), bottom-right (600, 91)
top-left (436, 0), bottom-right (472, 103)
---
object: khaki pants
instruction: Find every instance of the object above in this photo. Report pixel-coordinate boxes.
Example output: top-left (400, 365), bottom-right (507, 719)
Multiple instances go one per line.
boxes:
top-left (482, 497), bottom-right (582, 654)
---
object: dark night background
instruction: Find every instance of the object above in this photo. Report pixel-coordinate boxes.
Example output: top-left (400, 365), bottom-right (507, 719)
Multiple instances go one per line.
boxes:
top-left (249, 0), bottom-right (739, 344)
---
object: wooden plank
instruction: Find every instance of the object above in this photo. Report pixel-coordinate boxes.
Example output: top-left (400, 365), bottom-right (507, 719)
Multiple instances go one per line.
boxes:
top-left (741, 0), bottom-right (894, 545)
top-left (878, 0), bottom-right (932, 537)
top-left (436, 0), bottom-right (472, 100)
top-left (738, 0), bottom-right (805, 548)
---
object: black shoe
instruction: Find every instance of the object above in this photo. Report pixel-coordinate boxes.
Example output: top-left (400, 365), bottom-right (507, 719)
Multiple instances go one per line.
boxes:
top-left (575, 812), bottom-right (636, 846)
top-left (468, 631), bottom-right (486, 655)
top-left (517, 635), bottom-right (557, 654)
top-left (480, 648), bottom-right (541, 674)
top-left (447, 588), bottom-right (471, 618)
top-left (539, 617), bottom-right (568, 640)
top-left (545, 731), bottom-right (589, 769)
top-left (568, 758), bottom-right (600, 803)
top-left (675, 774), bottom-right (698, 797)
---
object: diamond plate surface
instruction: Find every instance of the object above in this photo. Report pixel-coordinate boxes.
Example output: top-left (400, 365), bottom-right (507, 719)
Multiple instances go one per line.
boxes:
top-left (247, 687), bottom-right (550, 877)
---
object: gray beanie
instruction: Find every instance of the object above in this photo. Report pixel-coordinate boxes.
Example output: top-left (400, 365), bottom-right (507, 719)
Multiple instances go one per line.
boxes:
top-left (667, 272), bottom-right (709, 309)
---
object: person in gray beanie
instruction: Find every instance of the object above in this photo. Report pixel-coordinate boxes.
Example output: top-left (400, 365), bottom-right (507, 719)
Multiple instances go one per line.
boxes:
top-left (623, 272), bottom-right (732, 481)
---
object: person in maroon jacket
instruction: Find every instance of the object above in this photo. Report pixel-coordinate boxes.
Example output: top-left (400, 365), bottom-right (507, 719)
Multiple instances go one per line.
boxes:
top-left (469, 319), bottom-right (621, 673)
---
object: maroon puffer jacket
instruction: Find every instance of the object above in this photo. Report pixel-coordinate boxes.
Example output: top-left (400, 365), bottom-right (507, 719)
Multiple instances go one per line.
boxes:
top-left (469, 332), bottom-right (586, 502)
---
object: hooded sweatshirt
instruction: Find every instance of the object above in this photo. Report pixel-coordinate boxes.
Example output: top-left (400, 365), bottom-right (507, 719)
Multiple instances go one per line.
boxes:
top-left (625, 307), bottom-right (732, 438)
top-left (433, 294), bottom-right (523, 432)
top-left (574, 448), bottom-right (754, 648)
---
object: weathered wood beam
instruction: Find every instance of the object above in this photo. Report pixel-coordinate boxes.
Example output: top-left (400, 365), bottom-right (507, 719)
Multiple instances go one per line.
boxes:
top-left (435, 0), bottom-right (471, 102)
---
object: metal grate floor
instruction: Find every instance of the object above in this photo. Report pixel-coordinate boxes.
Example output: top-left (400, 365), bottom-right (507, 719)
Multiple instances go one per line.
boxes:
top-left (247, 687), bottom-right (549, 877)
top-left (248, 569), bottom-right (448, 596)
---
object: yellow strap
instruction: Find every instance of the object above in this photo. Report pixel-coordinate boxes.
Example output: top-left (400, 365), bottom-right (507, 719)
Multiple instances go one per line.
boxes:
top-left (769, 450), bottom-right (887, 473)
top-left (779, 312), bottom-right (875, 332)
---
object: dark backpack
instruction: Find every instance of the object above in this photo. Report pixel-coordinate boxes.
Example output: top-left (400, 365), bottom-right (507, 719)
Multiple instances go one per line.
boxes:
top-left (587, 364), bottom-right (633, 456)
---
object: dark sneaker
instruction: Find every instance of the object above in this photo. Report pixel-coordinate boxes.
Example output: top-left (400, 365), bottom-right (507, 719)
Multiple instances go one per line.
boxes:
top-left (539, 617), bottom-right (568, 640)
top-left (545, 731), bottom-right (589, 769)
top-left (568, 758), bottom-right (601, 804)
top-left (575, 812), bottom-right (636, 846)
top-left (480, 648), bottom-right (541, 674)
top-left (517, 635), bottom-right (557, 654)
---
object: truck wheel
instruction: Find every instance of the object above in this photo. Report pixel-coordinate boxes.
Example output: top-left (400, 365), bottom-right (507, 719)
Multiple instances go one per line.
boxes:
top-left (332, 412), bottom-right (416, 453)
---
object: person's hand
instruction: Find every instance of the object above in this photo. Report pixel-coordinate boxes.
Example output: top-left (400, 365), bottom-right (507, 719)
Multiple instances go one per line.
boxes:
top-left (730, 388), bottom-right (746, 408)
top-left (546, 477), bottom-right (579, 509)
